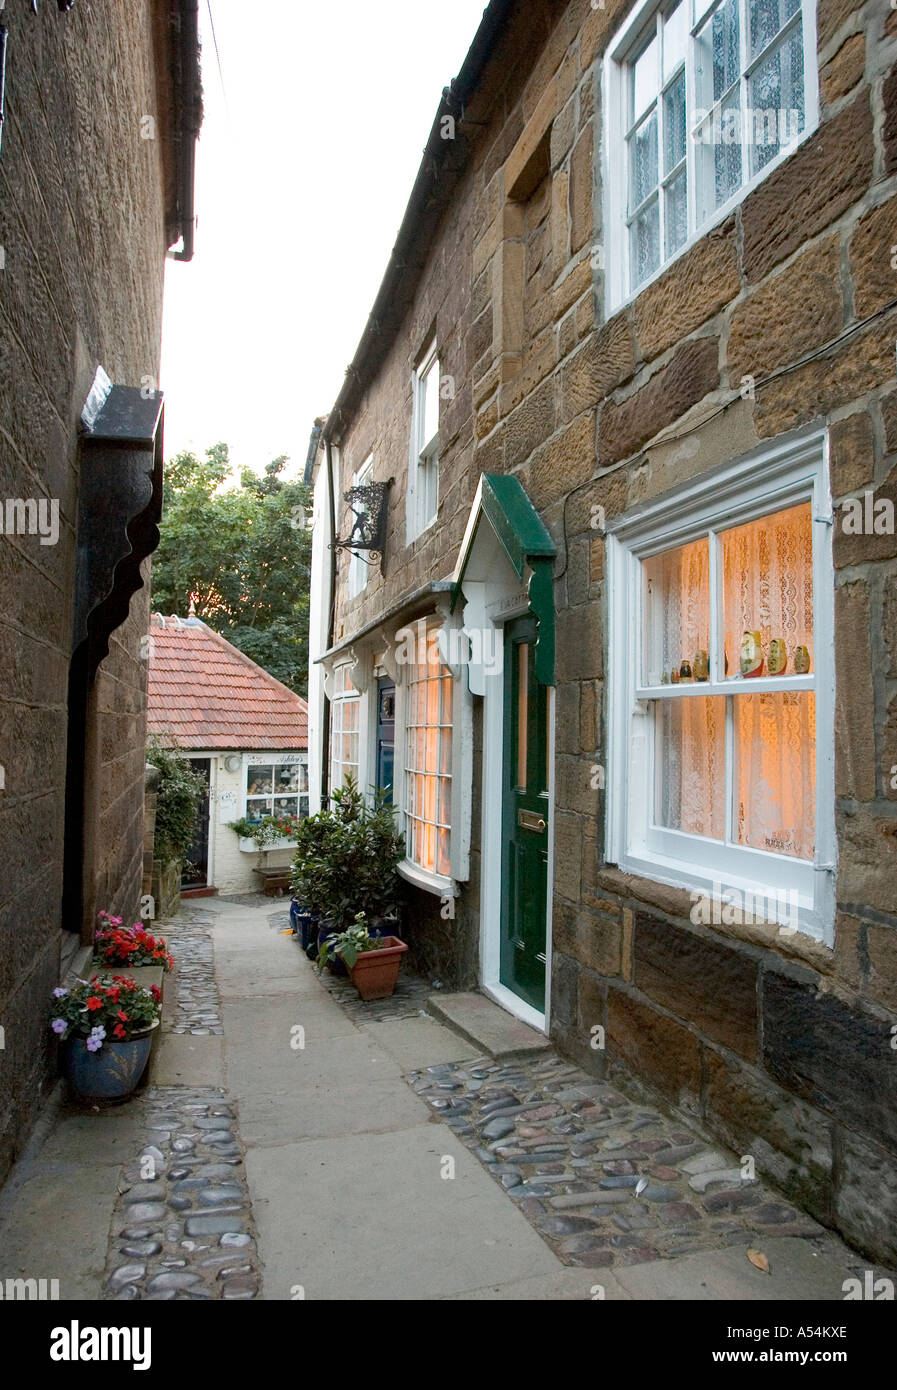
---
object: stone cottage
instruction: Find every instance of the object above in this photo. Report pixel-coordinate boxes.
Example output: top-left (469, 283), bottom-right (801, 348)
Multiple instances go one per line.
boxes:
top-left (0, 1), bottom-right (200, 1185)
top-left (307, 0), bottom-right (897, 1260)
top-left (147, 613), bottom-right (309, 896)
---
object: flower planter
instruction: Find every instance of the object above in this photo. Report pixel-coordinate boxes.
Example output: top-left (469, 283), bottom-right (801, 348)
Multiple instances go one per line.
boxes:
top-left (62, 1020), bottom-right (159, 1103)
top-left (290, 901), bottom-right (318, 951)
top-left (348, 936), bottom-right (408, 1001)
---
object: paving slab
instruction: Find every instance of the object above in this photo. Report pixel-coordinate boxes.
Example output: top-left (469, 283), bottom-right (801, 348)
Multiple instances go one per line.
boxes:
top-left (238, 1079), bottom-right (431, 1146)
top-left (153, 1034), bottom-right (226, 1086)
top-left (0, 1161), bottom-right (118, 1299)
top-left (356, 1016), bottom-right (482, 1070)
top-left (246, 1124), bottom-right (566, 1301)
top-left (223, 996), bottom-right (425, 1145)
top-left (438, 1268), bottom-right (631, 1299)
top-left (427, 990), bottom-right (551, 1059)
top-left (614, 1238), bottom-right (858, 1301)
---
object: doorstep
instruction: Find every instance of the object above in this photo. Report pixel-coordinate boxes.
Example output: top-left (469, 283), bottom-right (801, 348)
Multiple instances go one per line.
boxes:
top-left (427, 990), bottom-right (551, 1062)
top-left (181, 885), bottom-right (218, 898)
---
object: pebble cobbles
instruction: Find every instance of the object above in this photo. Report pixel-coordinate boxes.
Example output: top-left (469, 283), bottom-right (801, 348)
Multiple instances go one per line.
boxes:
top-left (103, 1087), bottom-right (260, 1300)
top-left (166, 910), bottom-right (223, 1036)
top-left (102, 904), bottom-right (256, 1300)
top-left (410, 1054), bottom-right (829, 1272)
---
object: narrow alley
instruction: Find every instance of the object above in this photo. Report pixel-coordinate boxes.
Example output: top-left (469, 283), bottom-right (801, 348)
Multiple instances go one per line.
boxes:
top-left (0, 896), bottom-right (889, 1303)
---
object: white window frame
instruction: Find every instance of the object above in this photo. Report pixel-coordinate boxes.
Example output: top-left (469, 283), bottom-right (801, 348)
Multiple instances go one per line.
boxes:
top-left (602, 0), bottom-right (819, 314)
top-left (348, 455), bottom-right (374, 599)
top-left (406, 339), bottom-right (440, 544)
top-left (605, 427), bottom-right (835, 943)
top-left (392, 617), bottom-right (472, 899)
top-left (237, 752), bottom-right (309, 851)
top-left (328, 662), bottom-right (361, 793)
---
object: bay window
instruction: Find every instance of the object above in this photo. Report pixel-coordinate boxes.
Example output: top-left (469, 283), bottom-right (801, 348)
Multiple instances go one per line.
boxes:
top-left (604, 0), bottom-right (818, 308)
top-left (606, 431), bottom-right (835, 941)
top-left (403, 637), bottom-right (453, 878)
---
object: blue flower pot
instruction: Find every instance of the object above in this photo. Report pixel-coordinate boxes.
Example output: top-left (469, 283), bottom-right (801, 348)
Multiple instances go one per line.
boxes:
top-left (62, 1022), bottom-right (157, 1102)
top-left (290, 900), bottom-right (318, 951)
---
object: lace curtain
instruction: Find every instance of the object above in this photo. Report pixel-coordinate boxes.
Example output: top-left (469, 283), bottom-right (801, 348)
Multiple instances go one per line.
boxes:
top-left (651, 503), bottom-right (815, 860)
top-left (721, 502), bottom-right (814, 676)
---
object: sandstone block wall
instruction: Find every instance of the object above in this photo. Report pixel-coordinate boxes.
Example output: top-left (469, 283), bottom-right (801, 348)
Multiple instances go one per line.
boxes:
top-left (329, 0), bottom-right (897, 1258)
top-left (0, 2), bottom-right (171, 1184)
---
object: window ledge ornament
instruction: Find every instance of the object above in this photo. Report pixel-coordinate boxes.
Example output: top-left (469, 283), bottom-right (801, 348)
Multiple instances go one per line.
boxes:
top-left (345, 641), bottom-right (374, 693)
top-left (334, 478), bottom-right (393, 575)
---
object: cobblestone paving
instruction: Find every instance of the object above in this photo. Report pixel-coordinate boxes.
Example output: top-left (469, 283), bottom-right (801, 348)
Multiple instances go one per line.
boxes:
top-left (314, 956), bottom-right (440, 1023)
top-left (165, 910), bottom-right (223, 1036)
top-left (410, 1053), bottom-right (837, 1273)
top-left (102, 1086), bottom-right (260, 1300)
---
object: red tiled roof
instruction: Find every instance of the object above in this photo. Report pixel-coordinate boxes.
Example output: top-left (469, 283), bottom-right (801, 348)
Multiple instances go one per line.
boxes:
top-left (147, 615), bottom-right (308, 751)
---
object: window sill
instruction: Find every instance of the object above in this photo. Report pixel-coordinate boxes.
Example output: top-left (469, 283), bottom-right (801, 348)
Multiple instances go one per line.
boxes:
top-left (397, 858), bottom-right (456, 900)
top-left (614, 848), bottom-right (831, 947)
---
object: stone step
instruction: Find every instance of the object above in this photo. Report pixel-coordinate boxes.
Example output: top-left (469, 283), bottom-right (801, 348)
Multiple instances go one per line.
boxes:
top-left (426, 991), bottom-right (551, 1061)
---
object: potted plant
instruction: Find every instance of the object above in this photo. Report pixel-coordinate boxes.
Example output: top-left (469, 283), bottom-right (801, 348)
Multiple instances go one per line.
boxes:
top-left (93, 914), bottom-right (174, 972)
top-left (317, 912), bottom-right (409, 1000)
top-left (290, 779), bottom-right (406, 967)
top-left (50, 975), bottom-right (161, 1102)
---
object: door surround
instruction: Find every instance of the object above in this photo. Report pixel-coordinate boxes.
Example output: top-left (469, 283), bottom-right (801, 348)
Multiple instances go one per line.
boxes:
top-left (452, 475), bottom-right (556, 1034)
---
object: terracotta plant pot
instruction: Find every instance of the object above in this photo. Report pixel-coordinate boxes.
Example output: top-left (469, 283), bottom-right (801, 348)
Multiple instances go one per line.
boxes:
top-left (348, 936), bottom-right (408, 1001)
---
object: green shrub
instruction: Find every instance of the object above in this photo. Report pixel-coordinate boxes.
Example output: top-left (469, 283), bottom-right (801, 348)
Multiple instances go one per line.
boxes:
top-left (146, 736), bottom-right (205, 867)
top-left (290, 779), bottom-right (405, 932)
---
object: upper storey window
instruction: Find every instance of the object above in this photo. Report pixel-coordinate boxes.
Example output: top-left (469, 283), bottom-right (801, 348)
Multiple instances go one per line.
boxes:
top-left (604, 0), bottom-right (818, 309)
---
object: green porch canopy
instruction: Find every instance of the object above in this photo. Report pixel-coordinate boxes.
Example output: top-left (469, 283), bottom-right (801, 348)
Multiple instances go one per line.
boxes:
top-left (452, 473), bottom-right (557, 685)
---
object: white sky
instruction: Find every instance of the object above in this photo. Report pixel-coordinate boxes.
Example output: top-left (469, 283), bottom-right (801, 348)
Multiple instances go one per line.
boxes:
top-left (160, 0), bottom-right (488, 480)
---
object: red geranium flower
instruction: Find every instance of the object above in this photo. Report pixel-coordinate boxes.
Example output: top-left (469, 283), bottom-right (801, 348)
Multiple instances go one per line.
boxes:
top-left (116, 1010), bottom-right (129, 1022)
top-left (112, 1023), bottom-right (127, 1039)
top-left (86, 996), bottom-right (102, 1011)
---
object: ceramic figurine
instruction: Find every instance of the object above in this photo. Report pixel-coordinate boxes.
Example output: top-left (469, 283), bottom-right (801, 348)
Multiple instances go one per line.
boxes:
top-left (794, 645), bottom-right (811, 674)
top-left (693, 649), bottom-right (709, 682)
top-left (740, 630), bottom-right (764, 677)
top-left (679, 660), bottom-right (693, 683)
top-left (671, 667), bottom-right (680, 684)
top-left (768, 638), bottom-right (787, 675)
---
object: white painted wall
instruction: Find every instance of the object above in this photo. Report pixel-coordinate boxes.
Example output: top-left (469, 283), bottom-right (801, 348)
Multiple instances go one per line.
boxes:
top-left (187, 750), bottom-right (306, 896)
top-left (307, 445), bottom-right (336, 813)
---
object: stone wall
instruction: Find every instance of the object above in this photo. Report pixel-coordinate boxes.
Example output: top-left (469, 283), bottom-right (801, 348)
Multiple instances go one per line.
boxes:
top-left (0, 2), bottom-right (173, 1184)
top-left (327, 0), bottom-right (897, 1258)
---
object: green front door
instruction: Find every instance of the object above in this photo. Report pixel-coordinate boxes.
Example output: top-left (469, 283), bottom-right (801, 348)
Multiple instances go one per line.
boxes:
top-left (500, 615), bottom-right (549, 1012)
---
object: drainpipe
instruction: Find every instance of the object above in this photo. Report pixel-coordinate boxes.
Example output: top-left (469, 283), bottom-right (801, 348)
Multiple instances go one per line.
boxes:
top-left (173, 0), bottom-right (200, 262)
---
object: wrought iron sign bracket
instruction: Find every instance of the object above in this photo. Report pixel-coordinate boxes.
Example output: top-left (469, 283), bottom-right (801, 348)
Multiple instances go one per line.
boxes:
top-left (333, 477), bottom-right (394, 578)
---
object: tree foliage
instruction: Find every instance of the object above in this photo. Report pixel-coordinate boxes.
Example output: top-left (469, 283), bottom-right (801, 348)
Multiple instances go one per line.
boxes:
top-left (151, 443), bottom-right (313, 694)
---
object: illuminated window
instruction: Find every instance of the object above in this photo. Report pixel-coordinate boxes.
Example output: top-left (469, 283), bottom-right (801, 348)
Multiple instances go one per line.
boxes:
top-left (245, 756), bottom-right (309, 822)
top-left (329, 663), bottom-right (360, 791)
top-left (604, 0), bottom-right (819, 309)
top-left (606, 433), bottom-right (835, 941)
top-left (407, 340), bottom-right (439, 542)
top-left (403, 636), bottom-right (452, 877)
